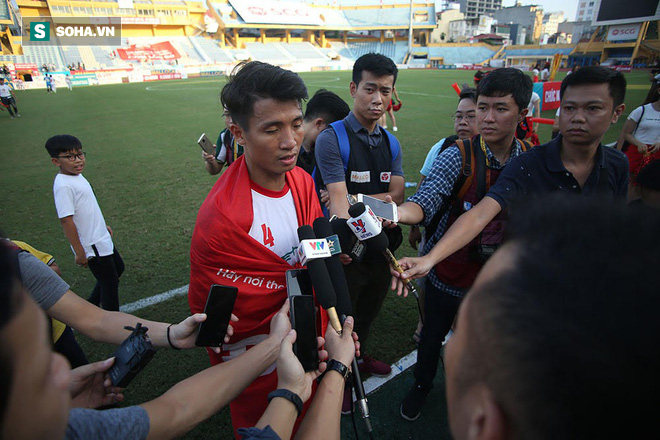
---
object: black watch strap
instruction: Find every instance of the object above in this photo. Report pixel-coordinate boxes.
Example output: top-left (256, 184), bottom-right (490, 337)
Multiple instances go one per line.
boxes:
top-left (325, 359), bottom-right (350, 380)
top-left (267, 389), bottom-right (303, 416)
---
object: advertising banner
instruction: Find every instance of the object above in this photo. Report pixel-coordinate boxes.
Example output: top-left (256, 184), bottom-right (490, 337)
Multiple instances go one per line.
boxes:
top-left (143, 73), bottom-right (182, 81)
top-left (117, 41), bottom-right (180, 61)
top-left (606, 23), bottom-right (642, 41)
top-left (228, 0), bottom-right (322, 26)
top-left (533, 81), bottom-right (562, 111)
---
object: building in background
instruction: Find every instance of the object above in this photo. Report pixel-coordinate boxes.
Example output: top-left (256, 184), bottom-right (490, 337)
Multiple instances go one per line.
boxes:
top-left (493, 3), bottom-right (544, 43)
top-left (576, 0), bottom-right (601, 22)
top-left (455, 0), bottom-right (502, 20)
top-left (432, 4), bottom-right (464, 43)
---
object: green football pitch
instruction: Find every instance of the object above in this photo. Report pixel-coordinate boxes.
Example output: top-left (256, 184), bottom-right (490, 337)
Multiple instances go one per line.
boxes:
top-left (0, 68), bottom-right (650, 439)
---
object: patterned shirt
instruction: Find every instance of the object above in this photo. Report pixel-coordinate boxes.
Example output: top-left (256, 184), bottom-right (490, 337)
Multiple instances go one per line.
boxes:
top-left (408, 136), bottom-right (525, 296)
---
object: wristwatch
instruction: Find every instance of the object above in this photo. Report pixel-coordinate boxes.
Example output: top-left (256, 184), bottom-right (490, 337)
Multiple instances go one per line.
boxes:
top-left (324, 359), bottom-right (351, 381)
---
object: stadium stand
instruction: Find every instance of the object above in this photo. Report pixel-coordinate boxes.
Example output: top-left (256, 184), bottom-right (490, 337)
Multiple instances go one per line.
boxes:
top-left (502, 47), bottom-right (574, 57)
top-left (281, 42), bottom-right (328, 62)
top-left (194, 37), bottom-right (235, 63)
top-left (342, 5), bottom-right (436, 27)
top-left (424, 46), bottom-right (496, 65)
top-left (244, 42), bottom-right (295, 63)
top-left (0, 42), bottom-right (65, 70)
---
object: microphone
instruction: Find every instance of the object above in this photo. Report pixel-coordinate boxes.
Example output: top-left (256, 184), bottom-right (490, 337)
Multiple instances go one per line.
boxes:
top-left (296, 225), bottom-right (342, 335)
top-left (312, 216), bottom-right (373, 436)
top-left (330, 217), bottom-right (366, 263)
top-left (347, 203), bottom-right (420, 300)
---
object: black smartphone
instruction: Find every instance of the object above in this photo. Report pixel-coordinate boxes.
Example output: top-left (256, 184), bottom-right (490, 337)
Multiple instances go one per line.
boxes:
top-left (195, 284), bottom-right (238, 347)
top-left (286, 269), bottom-right (314, 298)
top-left (290, 294), bottom-right (319, 372)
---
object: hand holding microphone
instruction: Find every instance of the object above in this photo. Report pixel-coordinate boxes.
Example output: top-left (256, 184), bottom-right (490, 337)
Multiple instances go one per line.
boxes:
top-left (296, 225), bottom-right (342, 335)
top-left (346, 203), bottom-right (420, 300)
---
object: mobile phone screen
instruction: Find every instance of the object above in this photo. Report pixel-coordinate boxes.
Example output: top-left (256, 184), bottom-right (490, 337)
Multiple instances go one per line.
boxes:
top-left (286, 269), bottom-right (314, 298)
top-left (195, 284), bottom-right (238, 347)
top-left (290, 294), bottom-right (319, 372)
top-left (359, 194), bottom-right (398, 222)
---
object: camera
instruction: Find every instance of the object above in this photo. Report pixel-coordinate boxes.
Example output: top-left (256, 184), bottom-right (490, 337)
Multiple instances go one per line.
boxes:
top-left (109, 323), bottom-right (157, 387)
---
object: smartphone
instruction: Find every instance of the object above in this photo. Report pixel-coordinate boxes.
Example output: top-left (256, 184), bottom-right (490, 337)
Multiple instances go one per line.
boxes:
top-left (197, 133), bottom-right (215, 155)
top-left (286, 269), bottom-right (313, 298)
top-left (357, 193), bottom-right (399, 222)
top-left (195, 284), bottom-right (238, 347)
top-left (289, 294), bottom-right (319, 372)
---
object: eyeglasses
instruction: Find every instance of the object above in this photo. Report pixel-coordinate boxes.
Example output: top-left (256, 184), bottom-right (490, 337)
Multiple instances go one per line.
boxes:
top-left (452, 114), bottom-right (476, 122)
top-left (57, 152), bottom-right (86, 162)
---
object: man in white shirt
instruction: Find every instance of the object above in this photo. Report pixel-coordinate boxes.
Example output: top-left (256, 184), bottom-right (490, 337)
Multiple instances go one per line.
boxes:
top-left (0, 78), bottom-right (20, 118)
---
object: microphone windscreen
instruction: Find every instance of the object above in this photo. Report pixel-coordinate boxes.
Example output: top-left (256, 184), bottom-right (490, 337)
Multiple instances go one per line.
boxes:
top-left (331, 218), bottom-right (356, 251)
top-left (297, 225), bottom-right (336, 309)
top-left (314, 217), bottom-right (352, 316)
top-left (348, 202), bottom-right (366, 218)
top-left (365, 230), bottom-right (390, 253)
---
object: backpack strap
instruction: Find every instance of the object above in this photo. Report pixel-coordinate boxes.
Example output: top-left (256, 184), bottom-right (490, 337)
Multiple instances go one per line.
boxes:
top-left (424, 138), bottom-right (475, 239)
top-left (329, 120), bottom-right (351, 173)
top-left (520, 139), bottom-right (534, 152)
top-left (382, 127), bottom-right (401, 165)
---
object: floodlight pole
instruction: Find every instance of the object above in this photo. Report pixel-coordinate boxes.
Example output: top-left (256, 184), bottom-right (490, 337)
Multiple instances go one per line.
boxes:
top-left (408, 0), bottom-right (413, 54)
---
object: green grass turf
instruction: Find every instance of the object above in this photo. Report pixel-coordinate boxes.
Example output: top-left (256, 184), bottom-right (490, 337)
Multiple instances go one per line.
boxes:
top-left (0, 68), bottom-right (651, 439)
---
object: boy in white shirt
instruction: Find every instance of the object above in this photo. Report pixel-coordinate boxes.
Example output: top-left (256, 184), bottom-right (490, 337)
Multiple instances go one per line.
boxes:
top-left (45, 135), bottom-right (124, 311)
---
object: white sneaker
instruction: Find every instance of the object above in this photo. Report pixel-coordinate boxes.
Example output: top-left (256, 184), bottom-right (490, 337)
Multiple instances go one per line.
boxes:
top-left (393, 126), bottom-right (398, 132)
top-left (16, 114), bottom-right (20, 117)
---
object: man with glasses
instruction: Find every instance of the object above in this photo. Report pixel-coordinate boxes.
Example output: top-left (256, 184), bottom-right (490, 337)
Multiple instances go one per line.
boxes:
top-left (391, 68), bottom-right (533, 421)
top-left (45, 135), bottom-right (124, 311)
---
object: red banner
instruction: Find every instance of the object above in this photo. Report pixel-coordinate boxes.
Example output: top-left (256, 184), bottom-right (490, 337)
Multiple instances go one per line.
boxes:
top-left (541, 81), bottom-right (561, 111)
top-left (116, 42), bottom-right (180, 61)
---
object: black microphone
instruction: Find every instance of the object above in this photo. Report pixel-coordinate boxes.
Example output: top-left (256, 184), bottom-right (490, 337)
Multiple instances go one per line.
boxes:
top-left (313, 217), bottom-right (352, 317)
top-left (330, 217), bottom-right (366, 263)
top-left (297, 225), bottom-right (342, 335)
top-left (312, 216), bottom-right (373, 435)
top-left (347, 203), bottom-right (420, 300)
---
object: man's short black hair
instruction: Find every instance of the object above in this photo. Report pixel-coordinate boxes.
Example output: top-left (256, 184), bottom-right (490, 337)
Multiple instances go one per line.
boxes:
top-left (460, 195), bottom-right (660, 440)
top-left (352, 53), bottom-right (398, 86)
top-left (44, 134), bottom-right (83, 158)
top-left (303, 89), bottom-right (350, 124)
top-left (459, 87), bottom-right (477, 104)
top-left (560, 66), bottom-right (626, 108)
top-left (220, 61), bottom-right (308, 131)
top-left (0, 241), bottom-right (25, 432)
top-left (476, 67), bottom-right (532, 112)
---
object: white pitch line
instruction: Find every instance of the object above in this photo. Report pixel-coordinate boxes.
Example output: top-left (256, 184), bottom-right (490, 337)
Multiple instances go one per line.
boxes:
top-left (119, 284), bottom-right (189, 313)
top-left (363, 350), bottom-right (417, 395)
top-left (118, 283), bottom-right (416, 394)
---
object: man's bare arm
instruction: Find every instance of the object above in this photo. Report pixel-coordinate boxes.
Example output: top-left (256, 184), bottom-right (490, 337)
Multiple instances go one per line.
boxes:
top-left (327, 181), bottom-right (352, 219)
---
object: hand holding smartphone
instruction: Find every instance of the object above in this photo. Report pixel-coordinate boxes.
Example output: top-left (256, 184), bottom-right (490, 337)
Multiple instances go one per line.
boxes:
top-left (195, 284), bottom-right (238, 347)
top-left (357, 193), bottom-right (398, 222)
top-left (286, 270), bottom-right (319, 372)
top-left (197, 133), bottom-right (215, 155)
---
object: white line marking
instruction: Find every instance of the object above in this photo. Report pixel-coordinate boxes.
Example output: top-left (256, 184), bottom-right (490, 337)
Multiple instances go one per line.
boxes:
top-left (119, 283), bottom-right (416, 393)
top-left (119, 284), bottom-right (189, 313)
top-left (363, 350), bottom-right (417, 395)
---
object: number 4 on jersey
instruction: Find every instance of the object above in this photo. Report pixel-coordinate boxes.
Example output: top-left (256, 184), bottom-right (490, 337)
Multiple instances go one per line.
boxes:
top-left (261, 224), bottom-right (274, 247)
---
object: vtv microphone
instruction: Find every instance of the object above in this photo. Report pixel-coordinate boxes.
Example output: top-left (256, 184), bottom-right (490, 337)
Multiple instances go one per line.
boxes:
top-left (312, 216), bottom-right (373, 436)
top-left (347, 203), bottom-right (420, 301)
top-left (296, 225), bottom-right (342, 335)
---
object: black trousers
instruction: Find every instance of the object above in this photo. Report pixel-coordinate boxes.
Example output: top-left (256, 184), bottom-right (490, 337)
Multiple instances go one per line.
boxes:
top-left (414, 279), bottom-right (462, 389)
top-left (88, 247), bottom-right (124, 311)
top-left (54, 325), bottom-right (89, 368)
top-left (343, 259), bottom-right (391, 353)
